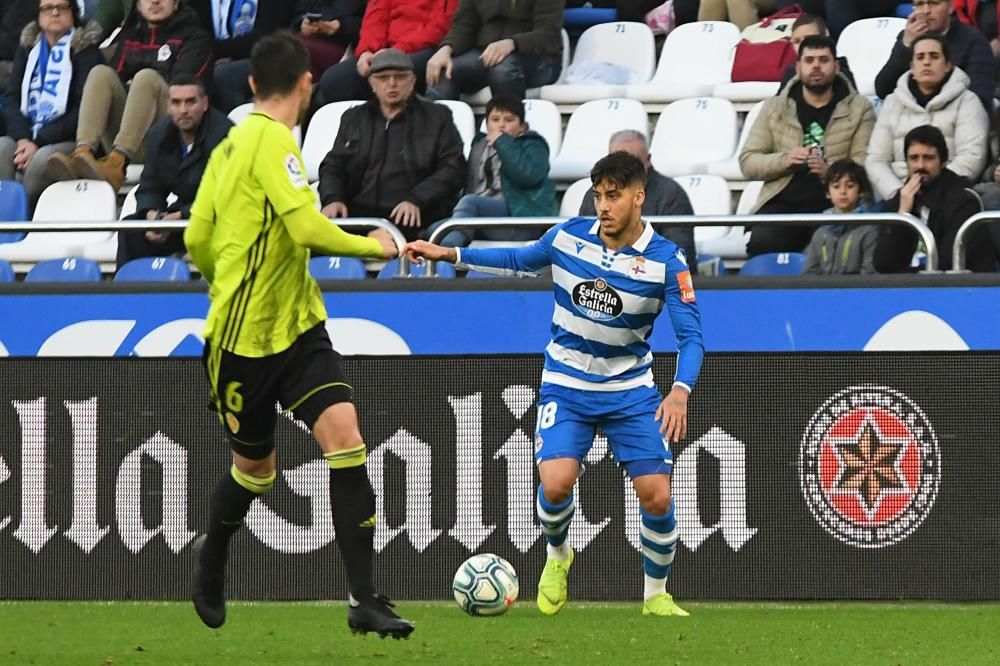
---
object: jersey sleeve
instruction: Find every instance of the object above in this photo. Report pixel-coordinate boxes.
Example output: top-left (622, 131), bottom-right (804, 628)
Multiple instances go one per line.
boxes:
top-left (662, 249), bottom-right (704, 392)
top-left (253, 124), bottom-right (317, 216)
top-left (454, 223), bottom-right (559, 276)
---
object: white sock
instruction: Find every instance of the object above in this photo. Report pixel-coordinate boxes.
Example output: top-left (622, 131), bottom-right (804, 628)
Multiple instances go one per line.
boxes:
top-left (546, 542), bottom-right (571, 561)
top-left (643, 574), bottom-right (667, 601)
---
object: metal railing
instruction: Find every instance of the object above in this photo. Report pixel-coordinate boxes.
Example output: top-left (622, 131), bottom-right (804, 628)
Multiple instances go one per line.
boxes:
top-left (0, 217), bottom-right (411, 276)
top-left (951, 212), bottom-right (1000, 273)
top-left (424, 212), bottom-right (937, 276)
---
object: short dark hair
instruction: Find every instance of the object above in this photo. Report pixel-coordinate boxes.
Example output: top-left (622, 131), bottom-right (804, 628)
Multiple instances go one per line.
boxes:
top-left (168, 73), bottom-right (207, 97)
top-left (825, 159), bottom-right (870, 194)
top-left (798, 35), bottom-right (837, 60)
top-left (791, 14), bottom-right (828, 35)
top-left (911, 34), bottom-right (951, 62)
top-left (249, 31), bottom-right (310, 100)
top-left (904, 124), bottom-right (949, 162)
top-left (485, 96), bottom-right (525, 124)
top-left (590, 151), bottom-right (647, 189)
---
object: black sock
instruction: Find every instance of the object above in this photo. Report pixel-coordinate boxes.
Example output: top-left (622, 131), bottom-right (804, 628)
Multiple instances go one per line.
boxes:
top-left (329, 464), bottom-right (377, 601)
top-left (202, 468), bottom-right (260, 574)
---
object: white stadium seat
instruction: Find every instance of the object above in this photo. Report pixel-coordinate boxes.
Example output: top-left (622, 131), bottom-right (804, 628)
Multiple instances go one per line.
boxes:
top-left (463, 30), bottom-right (571, 106)
top-left (837, 17), bottom-right (907, 97)
top-left (477, 99), bottom-right (564, 157)
top-left (228, 101), bottom-right (301, 145)
top-left (559, 177), bottom-right (593, 217)
top-left (0, 180), bottom-right (117, 262)
top-left (540, 22), bottom-right (656, 104)
top-left (549, 98), bottom-right (649, 181)
top-left (435, 99), bottom-right (476, 158)
top-left (693, 179), bottom-right (761, 261)
top-left (675, 174), bottom-right (732, 246)
top-left (301, 100), bottom-right (364, 182)
top-left (707, 100), bottom-right (766, 180)
top-left (712, 81), bottom-right (780, 104)
top-left (649, 98), bottom-right (737, 177)
top-left (625, 21), bottom-right (740, 104)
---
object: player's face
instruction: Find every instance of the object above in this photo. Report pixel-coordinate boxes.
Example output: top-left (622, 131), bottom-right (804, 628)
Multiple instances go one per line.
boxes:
top-left (168, 84), bottom-right (207, 132)
top-left (906, 142), bottom-right (943, 184)
top-left (370, 70), bottom-right (415, 108)
top-left (593, 179), bottom-right (644, 239)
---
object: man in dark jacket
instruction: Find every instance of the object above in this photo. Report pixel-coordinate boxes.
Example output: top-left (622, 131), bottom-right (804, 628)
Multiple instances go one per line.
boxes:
top-left (874, 0), bottom-right (995, 111)
top-left (47, 0), bottom-right (213, 191)
top-left (117, 74), bottom-right (232, 268)
top-left (0, 1), bottom-right (40, 94)
top-left (579, 130), bottom-right (698, 274)
top-left (318, 49), bottom-right (466, 242)
top-left (876, 124), bottom-right (993, 272)
top-left (425, 0), bottom-right (563, 101)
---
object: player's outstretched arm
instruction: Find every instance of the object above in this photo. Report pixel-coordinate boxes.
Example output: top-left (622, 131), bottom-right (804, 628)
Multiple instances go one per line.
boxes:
top-left (403, 240), bottom-right (457, 265)
top-left (285, 204), bottom-right (397, 259)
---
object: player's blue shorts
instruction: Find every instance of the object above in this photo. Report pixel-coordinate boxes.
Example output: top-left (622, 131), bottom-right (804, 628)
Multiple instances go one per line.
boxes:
top-left (533, 382), bottom-right (672, 478)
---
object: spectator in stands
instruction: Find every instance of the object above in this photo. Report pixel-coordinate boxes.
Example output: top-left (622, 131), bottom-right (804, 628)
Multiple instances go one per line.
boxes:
top-left (292, 0), bottom-right (366, 83)
top-left (116, 75), bottom-right (231, 269)
top-left (317, 0), bottom-right (455, 104)
top-left (0, 0), bottom-right (102, 206)
top-left (427, 95), bottom-right (555, 247)
top-left (876, 124), bottom-right (992, 271)
top-left (775, 0), bottom-right (904, 39)
top-left (779, 14), bottom-right (856, 91)
top-left (698, 0), bottom-right (776, 31)
top-left (425, 0), bottom-right (562, 101)
top-left (92, 0), bottom-right (133, 37)
top-left (866, 35), bottom-right (988, 201)
top-left (740, 35), bottom-right (875, 256)
top-left (0, 3), bottom-right (40, 95)
top-left (954, 0), bottom-right (1000, 61)
top-left (318, 49), bottom-right (465, 242)
top-left (46, 0), bottom-right (212, 192)
top-left (802, 158), bottom-right (878, 274)
top-left (579, 129), bottom-right (698, 272)
top-left (191, 1), bottom-right (294, 113)
top-left (874, 0), bottom-right (995, 111)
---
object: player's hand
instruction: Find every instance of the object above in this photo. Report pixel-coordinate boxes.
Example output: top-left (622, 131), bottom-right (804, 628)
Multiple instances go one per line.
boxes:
top-left (369, 227), bottom-right (399, 259)
top-left (426, 46), bottom-right (453, 86)
top-left (655, 387), bottom-right (689, 444)
top-left (480, 39), bottom-right (515, 68)
top-left (898, 174), bottom-right (921, 214)
top-left (322, 201), bottom-right (349, 218)
top-left (356, 51), bottom-right (375, 77)
top-left (902, 11), bottom-right (929, 47)
top-left (782, 147), bottom-right (810, 170)
top-left (391, 201), bottom-right (421, 228)
top-left (806, 149), bottom-right (828, 178)
top-left (403, 239), bottom-right (457, 265)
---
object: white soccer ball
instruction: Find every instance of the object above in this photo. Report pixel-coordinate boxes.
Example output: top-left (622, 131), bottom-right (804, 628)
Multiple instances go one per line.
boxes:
top-left (452, 553), bottom-right (519, 616)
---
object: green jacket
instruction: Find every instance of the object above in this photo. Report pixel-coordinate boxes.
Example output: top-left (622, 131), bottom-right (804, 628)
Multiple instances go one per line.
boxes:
top-left (469, 130), bottom-right (555, 217)
top-left (95, 0), bottom-right (134, 35)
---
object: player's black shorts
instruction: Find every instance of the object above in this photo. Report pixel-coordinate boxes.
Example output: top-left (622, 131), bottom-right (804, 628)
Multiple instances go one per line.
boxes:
top-left (202, 323), bottom-right (353, 459)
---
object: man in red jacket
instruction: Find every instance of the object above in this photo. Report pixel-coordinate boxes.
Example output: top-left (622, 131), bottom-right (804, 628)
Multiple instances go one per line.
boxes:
top-left (317, 0), bottom-right (456, 103)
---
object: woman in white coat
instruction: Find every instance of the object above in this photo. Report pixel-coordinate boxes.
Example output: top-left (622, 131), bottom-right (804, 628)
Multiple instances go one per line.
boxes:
top-left (865, 34), bottom-right (989, 201)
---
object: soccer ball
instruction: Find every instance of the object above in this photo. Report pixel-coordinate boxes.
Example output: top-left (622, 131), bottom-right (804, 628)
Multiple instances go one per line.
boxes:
top-left (452, 553), bottom-right (519, 616)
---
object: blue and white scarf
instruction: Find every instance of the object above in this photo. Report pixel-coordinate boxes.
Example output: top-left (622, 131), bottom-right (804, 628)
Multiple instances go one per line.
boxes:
top-left (21, 28), bottom-right (74, 140)
top-left (211, 0), bottom-right (258, 40)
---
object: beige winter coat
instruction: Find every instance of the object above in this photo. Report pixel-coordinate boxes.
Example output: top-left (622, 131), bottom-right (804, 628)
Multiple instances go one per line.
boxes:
top-left (865, 67), bottom-right (989, 200)
top-left (739, 74), bottom-right (876, 213)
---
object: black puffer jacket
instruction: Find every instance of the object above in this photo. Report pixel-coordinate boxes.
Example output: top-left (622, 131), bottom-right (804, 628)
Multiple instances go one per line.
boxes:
top-left (109, 3), bottom-right (213, 84)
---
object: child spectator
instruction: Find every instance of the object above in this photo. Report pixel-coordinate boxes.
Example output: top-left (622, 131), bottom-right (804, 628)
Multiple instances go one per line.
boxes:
top-left (802, 158), bottom-right (878, 274)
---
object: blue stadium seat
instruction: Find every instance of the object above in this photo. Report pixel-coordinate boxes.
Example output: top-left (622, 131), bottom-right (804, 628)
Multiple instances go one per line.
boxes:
top-left (309, 256), bottom-right (367, 280)
top-left (377, 260), bottom-right (456, 279)
top-left (0, 180), bottom-right (28, 244)
top-left (563, 7), bottom-right (617, 38)
top-left (896, 4), bottom-right (913, 18)
top-left (697, 253), bottom-right (725, 277)
top-left (25, 257), bottom-right (101, 282)
top-left (739, 252), bottom-right (807, 276)
top-left (115, 256), bottom-right (191, 282)
top-left (0, 258), bottom-right (13, 281)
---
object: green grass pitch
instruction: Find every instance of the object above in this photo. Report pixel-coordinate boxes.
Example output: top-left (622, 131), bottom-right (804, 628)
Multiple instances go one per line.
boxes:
top-left (1, 601), bottom-right (998, 664)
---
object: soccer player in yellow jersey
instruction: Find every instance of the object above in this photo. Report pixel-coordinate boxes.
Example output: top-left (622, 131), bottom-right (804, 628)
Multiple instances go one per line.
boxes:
top-left (185, 32), bottom-right (414, 639)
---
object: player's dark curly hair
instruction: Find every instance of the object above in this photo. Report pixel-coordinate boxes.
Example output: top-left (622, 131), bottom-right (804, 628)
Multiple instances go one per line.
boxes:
top-left (250, 31), bottom-right (311, 100)
top-left (590, 150), bottom-right (647, 190)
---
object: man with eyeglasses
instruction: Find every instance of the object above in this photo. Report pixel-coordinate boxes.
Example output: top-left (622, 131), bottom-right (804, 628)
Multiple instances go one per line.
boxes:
top-left (875, 0), bottom-right (996, 111)
top-left (317, 48), bottom-right (466, 242)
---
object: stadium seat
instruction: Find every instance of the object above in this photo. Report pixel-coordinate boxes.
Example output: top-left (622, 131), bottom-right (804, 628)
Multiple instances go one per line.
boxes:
top-left (625, 21), bottom-right (741, 104)
top-left (736, 180), bottom-right (764, 215)
top-left (739, 251), bottom-right (806, 276)
top-left (463, 30), bottom-right (571, 106)
top-left (696, 253), bottom-right (725, 276)
top-left (712, 80), bottom-right (780, 104)
top-left (560, 177), bottom-right (593, 217)
top-left (436, 100), bottom-right (476, 158)
top-left (309, 255), bottom-right (367, 280)
top-left (0, 180), bottom-right (29, 244)
top-left (378, 260), bottom-right (456, 279)
top-left (676, 174), bottom-right (732, 246)
top-left (549, 98), bottom-right (649, 181)
top-left (837, 17), bottom-right (907, 97)
top-left (649, 98), bottom-right (738, 177)
top-left (563, 7), bottom-right (617, 37)
top-left (0, 180), bottom-right (117, 263)
top-left (114, 256), bottom-right (191, 281)
top-left (896, 4), bottom-right (913, 18)
top-left (302, 100), bottom-right (365, 182)
top-left (477, 99), bottom-right (563, 157)
top-left (706, 100), bottom-right (765, 180)
top-left (540, 22), bottom-right (656, 104)
top-left (0, 258), bottom-right (13, 281)
top-left (25, 256), bottom-right (101, 282)
top-left (230, 101), bottom-right (301, 145)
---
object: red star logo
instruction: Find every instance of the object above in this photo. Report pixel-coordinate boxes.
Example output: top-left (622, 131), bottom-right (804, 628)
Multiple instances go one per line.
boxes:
top-left (830, 415), bottom-right (910, 518)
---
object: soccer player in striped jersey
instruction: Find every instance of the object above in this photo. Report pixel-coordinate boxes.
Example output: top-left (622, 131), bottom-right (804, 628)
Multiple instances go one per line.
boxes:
top-left (184, 32), bottom-right (413, 638)
top-left (404, 151), bottom-right (704, 617)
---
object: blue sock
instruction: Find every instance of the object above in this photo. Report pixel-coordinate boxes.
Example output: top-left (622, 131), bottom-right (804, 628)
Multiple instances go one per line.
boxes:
top-left (640, 501), bottom-right (678, 597)
top-left (536, 485), bottom-right (574, 556)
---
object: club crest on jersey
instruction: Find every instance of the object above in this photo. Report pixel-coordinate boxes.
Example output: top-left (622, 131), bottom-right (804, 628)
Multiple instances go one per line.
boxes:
top-left (676, 270), bottom-right (696, 302)
top-left (285, 153), bottom-right (308, 188)
top-left (629, 256), bottom-right (646, 276)
top-left (572, 278), bottom-right (623, 321)
top-left (799, 386), bottom-right (940, 549)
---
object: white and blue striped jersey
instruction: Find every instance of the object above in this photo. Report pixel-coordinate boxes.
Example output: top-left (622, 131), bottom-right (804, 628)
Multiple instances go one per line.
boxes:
top-left (456, 217), bottom-right (704, 392)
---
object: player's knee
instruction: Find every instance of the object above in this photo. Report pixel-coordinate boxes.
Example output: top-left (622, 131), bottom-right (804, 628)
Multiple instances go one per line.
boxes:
top-left (541, 479), bottom-right (574, 504)
top-left (313, 403), bottom-right (364, 452)
top-left (230, 462), bottom-right (276, 495)
top-left (639, 488), bottom-right (672, 515)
